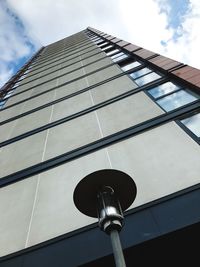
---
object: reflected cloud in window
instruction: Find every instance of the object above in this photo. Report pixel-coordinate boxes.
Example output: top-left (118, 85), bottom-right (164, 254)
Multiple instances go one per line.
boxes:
top-left (111, 52), bottom-right (129, 62)
top-left (135, 72), bottom-right (161, 86)
top-left (106, 48), bottom-right (120, 56)
top-left (121, 61), bottom-right (141, 71)
top-left (130, 67), bottom-right (151, 79)
top-left (101, 44), bottom-right (114, 51)
top-left (157, 90), bottom-right (198, 112)
top-left (148, 82), bottom-right (180, 98)
top-left (181, 113), bottom-right (200, 137)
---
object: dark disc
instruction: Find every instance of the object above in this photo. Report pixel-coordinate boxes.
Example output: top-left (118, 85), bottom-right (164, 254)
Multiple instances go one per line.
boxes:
top-left (73, 169), bottom-right (137, 218)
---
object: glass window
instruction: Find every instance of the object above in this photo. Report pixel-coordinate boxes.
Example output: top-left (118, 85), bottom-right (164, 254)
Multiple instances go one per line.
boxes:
top-left (3, 90), bottom-right (14, 99)
top-left (121, 61), bottom-right (141, 71)
top-left (130, 67), bottom-right (151, 79)
top-left (181, 112), bottom-right (200, 137)
top-left (98, 41), bottom-right (109, 47)
top-left (101, 45), bottom-right (114, 51)
top-left (110, 52), bottom-right (129, 63)
top-left (157, 90), bottom-right (198, 112)
top-left (148, 82), bottom-right (180, 98)
top-left (94, 39), bottom-right (104, 44)
top-left (0, 100), bottom-right (6, 109)
top-left (135, 72), bottom-right (161, 86)
top-left (106, 48), bottom-right (120, 56)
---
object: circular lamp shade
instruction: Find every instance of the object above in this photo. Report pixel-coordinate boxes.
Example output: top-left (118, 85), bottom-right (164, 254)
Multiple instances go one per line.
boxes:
top-left (73, 169), bottom-right (137, 218)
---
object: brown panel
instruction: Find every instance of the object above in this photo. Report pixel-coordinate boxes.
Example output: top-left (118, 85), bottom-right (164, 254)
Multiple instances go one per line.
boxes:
top-left (187, 75), bottom-right (200, 85)
top-left (149, 56), bottom-right (181, 70)
top-left (111, 38), bottom-right (121, 43)
top-left (162, 61), bottom-right (182, 71)
top-left (117, 41), bottom-right (130, 47)
top-left (150, 56), bottom-right (167, 64)
top-left (134, 49), bottom-right (157, 59)
top-left (103, 34), bottom-right (110, 38)
top-left (124, 44), bottom-right (141, 52)
top-left (172, 66), bottom-right (194, 76)
top-left (180, 69), bottom-right (200, 79)
top-left (196, 81), bottom-right (200, 87)
top-left (106, 35), bottom-right (115, 40)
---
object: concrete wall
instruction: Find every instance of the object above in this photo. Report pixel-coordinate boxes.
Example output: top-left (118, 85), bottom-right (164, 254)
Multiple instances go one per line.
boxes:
top-left (0, 30), bottom-right (200, 258)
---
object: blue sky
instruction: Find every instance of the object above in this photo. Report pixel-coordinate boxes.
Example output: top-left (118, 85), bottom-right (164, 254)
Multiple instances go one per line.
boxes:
top-left (0, 0), bottom-right (200, 88)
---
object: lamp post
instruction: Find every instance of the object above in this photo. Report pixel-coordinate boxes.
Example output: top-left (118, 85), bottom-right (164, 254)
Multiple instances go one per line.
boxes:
top-left (73, 169), bottom-right (137, 267)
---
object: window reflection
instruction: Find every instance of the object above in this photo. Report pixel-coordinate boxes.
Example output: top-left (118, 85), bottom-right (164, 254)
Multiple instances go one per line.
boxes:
top-left (98, 41), bottom-right (109, 47)
top-left (106, 48), bottom-right (120, 56)
top-left (94, 39), bottom-right (104, 45)
top-left (111, 52), bottom-right (129, 62)
top-left (148, 82), bottom-right (180, 98)
top-left (135, 72), bottom-right (161, 86)
top-left (181, 113), bottom-right (200, 137)
top-left (101, 45), bottom-right (114, 51)
top-left (157, 90), bottom-right (198, 112)
top-left (121, 61), bottom-right (141, 71)
top-left (130, 67), bottom-right (151, 79)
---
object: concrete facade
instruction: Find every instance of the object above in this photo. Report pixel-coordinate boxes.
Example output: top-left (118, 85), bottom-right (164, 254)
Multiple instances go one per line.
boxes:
top-left (0, 28), bottom-right (200, 265)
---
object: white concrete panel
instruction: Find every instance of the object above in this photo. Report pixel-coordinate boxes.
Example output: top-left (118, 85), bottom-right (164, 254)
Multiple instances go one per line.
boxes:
top-left (32, 71), bottom-right (60, 85)
top-left (91, 75), bottom-right (138, 104)
top-left (44, 112), bottom-right (101, 161)
top-left (58, 68), bottom-right (85, 85)
top-left (16, 79), bottom-right (40, 93)
top-left (5, 89), bottom-right (33, 106)
top-left (22, 91), bottom-right (55, 113)
top-left (0, 177), bottom-right (38, 256)
top-left (51, 91), bottom-right (93, 122)
top-left (87, 65), bottom-right (122, 86)
top-left (84, 58), bottom-right (113, 74)
top-left (96, 92), bottom-right (164, 136)
top-left (9, 107), bottom-right (52, 138)
top-left (81, 52), bottom-right (106, 66)
top-left (108, 122), bottom-right (200, 209)
top-left (0, 131), bottom-right (46, 178)
top-left (30, 80), bottom-right (58, 97)
top-left (55, 78), bottom-right (87, 99)
top-left (0, 103), bottom-right (25, 123)
top-left (0, 119), bottom-right (17, 142)
top-left (60, 61), bottom-right (82, 74)
top-left (26, 149), bottom-right (111, 246)
top-left (81, 49), bottom-right (103, 59)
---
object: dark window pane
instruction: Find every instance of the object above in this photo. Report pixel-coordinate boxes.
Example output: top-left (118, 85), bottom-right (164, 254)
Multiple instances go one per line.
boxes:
top-left (181, 113), bottom-right (200, 137)
top-left (148, 82), bottom-right (180, 98)
top-left (157, 90), bottom-right (198, 111)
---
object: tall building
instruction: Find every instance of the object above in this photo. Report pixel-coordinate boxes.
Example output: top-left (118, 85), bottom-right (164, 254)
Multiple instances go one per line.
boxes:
top-left (0, 27), bottom-right (200, 266)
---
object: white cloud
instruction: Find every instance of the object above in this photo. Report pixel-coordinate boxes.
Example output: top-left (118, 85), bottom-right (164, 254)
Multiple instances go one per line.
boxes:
top-left (1, 0), bottom-right (200, 89)
top-left (0, 1), bottom-right (40, 87)
top-left (155, 0), bottom-right (200, 69)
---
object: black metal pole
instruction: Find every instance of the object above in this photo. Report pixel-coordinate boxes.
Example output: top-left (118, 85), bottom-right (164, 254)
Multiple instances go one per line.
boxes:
top-left (110, 229), bottom-right (126, 267)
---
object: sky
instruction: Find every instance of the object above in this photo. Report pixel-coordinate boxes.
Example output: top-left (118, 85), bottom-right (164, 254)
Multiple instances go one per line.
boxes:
top-left (0, 0), bottom-right (200, 88)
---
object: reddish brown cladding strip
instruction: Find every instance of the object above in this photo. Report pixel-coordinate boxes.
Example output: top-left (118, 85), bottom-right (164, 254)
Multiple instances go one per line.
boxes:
top-left (134, 48), bottom-right (157, 59)
top-left (106, 35), bottom-right (115, 40)
top-left (124, 43), bottom-right (141, 52)
top-left (117, 40), bottom-right (130, 47)
top-left (111, 37), bottom-right (121, 43)
top-left (149, 55), bottom-right (181, 70)
top-left (172, 65), bottom-right (200, 89)
top-left (87, 27), bottom-right (200, 91)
